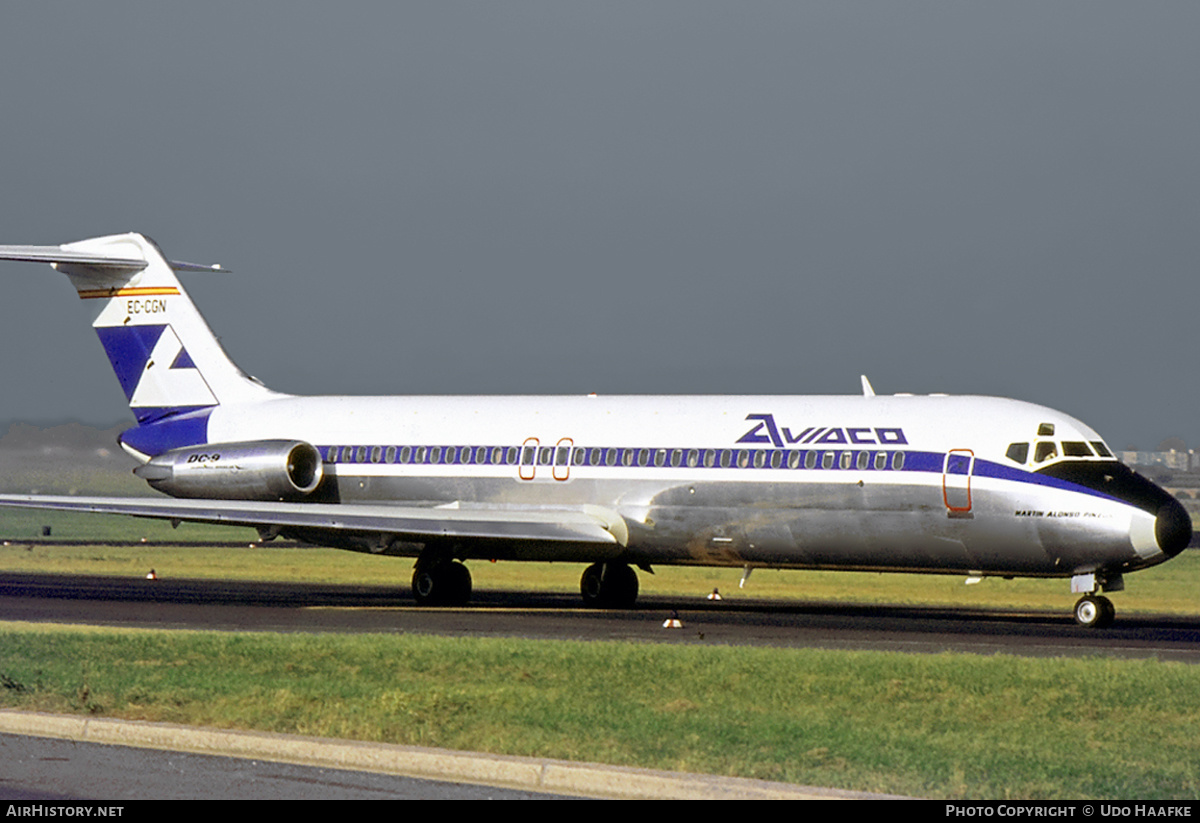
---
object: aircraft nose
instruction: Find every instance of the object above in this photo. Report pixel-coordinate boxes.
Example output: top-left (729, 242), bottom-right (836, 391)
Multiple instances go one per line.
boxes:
top-left (1156, 497), bottom-right (1192, 558)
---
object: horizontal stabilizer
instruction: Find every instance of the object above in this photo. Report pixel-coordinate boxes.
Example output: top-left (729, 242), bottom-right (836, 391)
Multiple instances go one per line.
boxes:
top-left (0, 245), bottom-right (229, 274)
top-left (0, 245), bottom-right (147, 272)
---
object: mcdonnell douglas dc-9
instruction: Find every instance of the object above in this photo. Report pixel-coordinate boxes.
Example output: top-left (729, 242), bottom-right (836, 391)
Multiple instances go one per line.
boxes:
top-left (0, 233), bottom-right (1189, 627)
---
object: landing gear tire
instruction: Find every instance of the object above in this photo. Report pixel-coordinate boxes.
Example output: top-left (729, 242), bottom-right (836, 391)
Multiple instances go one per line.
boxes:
top-left (412, 561), bottom-right (472, 606)
top-left (580, 562), bottom-right (639, 608)
top-left (1074, 595), bottom-right (1114, 628)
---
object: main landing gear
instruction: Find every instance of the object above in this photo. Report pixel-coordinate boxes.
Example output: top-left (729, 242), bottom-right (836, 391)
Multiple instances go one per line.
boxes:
top-left (411, 559), bottom-right (472, 606)
top-left (408, 557), bottom-right (642, 609)
top-left (580, 562), bottom-right (639, 608)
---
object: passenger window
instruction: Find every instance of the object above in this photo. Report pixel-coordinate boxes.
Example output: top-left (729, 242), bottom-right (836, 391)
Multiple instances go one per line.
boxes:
top-left (1006, 442), bottom-right (1029, 464)
top-left (874, 451), bottom-right (887, 470)
top-left (1034, 442), bottom-right (1058, 463)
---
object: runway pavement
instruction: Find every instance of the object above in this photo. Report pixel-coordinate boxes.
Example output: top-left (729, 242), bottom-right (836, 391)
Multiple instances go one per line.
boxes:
top-left (3, 571), bottom-right (1200, 661)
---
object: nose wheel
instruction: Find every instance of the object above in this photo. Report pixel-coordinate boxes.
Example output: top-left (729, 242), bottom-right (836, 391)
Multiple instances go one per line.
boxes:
top-left (1073, 595), bottom-right (1115, 628)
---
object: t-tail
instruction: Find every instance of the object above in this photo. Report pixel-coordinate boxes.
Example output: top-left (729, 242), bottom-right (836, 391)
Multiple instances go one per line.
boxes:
top-left (0, 233), bottom-right (280, 459)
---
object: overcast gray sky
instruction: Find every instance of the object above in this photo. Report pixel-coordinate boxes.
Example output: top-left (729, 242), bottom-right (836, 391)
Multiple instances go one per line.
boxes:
top-left (0, 2), bottom-right (1196, 450)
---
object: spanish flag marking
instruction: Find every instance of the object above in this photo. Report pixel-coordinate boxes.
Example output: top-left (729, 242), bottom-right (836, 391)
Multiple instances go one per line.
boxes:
top-left (78, 286), bottom-right (180, 300)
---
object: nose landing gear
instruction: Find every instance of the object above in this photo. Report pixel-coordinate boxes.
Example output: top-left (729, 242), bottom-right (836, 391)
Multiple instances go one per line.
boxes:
top-left (1071, 571), bottom-right (1121, 628)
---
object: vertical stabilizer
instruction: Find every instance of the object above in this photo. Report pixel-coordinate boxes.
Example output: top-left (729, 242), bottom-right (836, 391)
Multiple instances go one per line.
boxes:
top-left (0, 233), bottom-right (280, 432)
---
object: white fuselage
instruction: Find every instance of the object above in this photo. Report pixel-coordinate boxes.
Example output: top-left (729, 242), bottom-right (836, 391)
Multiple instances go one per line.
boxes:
top-left (160, 391), bottom-right (1171, 577)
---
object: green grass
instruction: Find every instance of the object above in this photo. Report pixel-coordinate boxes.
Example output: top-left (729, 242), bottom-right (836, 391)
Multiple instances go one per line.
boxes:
top-left (1, 625), bottom-right (1199, 799)
top-left (0, 507), bottom-right (256, 543)
top-left (5, 509), bottom-right (1200, 798)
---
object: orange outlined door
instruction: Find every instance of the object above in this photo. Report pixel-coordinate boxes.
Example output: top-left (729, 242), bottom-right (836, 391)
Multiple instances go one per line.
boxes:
top-left (942, 449), bottom-right (974, 513)
top-left (519, 437), bottom-right (539, 480)
top-left (553, 437), bottom-right (574, 481)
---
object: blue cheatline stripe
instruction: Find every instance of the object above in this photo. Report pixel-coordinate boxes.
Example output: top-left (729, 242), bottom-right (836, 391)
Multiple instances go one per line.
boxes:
top-left (119, 431), bottom-right (1126, 510)
top-left (118, 409), bottom-right (213, 456)
top-left (314, 443), bottom-right (1127, 507)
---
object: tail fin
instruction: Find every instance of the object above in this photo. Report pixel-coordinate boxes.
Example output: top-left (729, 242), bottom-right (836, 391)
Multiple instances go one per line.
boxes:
top-left (0, 232), bottom-right (278, 432)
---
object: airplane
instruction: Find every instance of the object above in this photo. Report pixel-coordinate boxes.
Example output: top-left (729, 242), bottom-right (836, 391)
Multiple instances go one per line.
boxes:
top-left (0, 232), bottom-right (1190, 628)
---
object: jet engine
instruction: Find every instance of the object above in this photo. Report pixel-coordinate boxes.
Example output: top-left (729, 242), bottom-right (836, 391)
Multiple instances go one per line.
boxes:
top-left (133, 440), bottom-right (324, 501)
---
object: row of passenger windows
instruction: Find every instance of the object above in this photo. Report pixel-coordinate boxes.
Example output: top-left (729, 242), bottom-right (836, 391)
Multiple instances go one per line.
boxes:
top-left (1005, 440), bottom-right (1114, 465)
top-left (323, 444), bottom-right (908, 471)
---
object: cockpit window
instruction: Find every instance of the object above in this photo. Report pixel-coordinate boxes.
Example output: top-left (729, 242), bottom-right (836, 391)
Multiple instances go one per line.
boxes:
top-left (1006, 442), bottom-right (1029, 464)
top-left (1091, 441), bottom-right (1114, 458)
top-left (1037, 423), bottom-right (1055, 437)
top-left (1034, 441), bottom-right (1058, 463)
top-left (1061, 441), bottom-right (1093, 458)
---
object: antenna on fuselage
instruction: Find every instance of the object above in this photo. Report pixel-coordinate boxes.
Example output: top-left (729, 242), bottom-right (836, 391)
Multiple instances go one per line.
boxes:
top-left (861, 375), bottom-right (876, 397)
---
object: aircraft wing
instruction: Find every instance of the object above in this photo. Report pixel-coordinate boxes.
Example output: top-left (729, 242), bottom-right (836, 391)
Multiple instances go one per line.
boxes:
top-left (0, 495), bottom-right (623, 549)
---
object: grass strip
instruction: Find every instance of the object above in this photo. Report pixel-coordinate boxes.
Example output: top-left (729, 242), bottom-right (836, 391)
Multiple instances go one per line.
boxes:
top-left (1, 623), bottom-right (1199, 799)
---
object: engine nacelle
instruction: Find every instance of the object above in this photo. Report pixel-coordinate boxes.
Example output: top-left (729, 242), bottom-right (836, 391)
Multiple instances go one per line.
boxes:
top-left (133, 440), bottom-right (324, 501)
